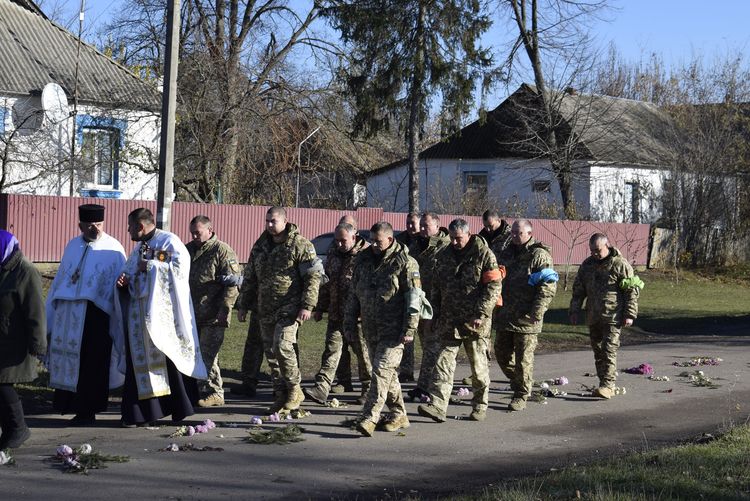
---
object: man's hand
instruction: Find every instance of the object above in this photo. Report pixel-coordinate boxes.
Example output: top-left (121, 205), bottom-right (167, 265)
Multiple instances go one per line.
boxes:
top-left (471, 318), bottom-right (483, 330)
top-left (569, 312), bottom-right (578, 325)
top-left (297, 308), bottom-right (312, 322)
top-left (313, 311), bottom-right (323, 322)
top-left (116, 273), bottom-right (129, 288)
top-left (237, 309), bottom-right (248, 322)
top-left (401, 334), bottom-right (414, 344)
top-left (622, 317), bottom-right (634, 327)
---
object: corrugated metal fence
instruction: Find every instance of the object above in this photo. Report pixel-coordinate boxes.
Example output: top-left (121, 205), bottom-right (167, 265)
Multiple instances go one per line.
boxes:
top-left (0, 194), bottom-right (650, 265)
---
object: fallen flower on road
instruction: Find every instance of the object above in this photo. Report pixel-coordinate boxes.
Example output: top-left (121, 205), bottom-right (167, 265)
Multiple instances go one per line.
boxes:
top-left (624, 363), bottom-right (654, 375)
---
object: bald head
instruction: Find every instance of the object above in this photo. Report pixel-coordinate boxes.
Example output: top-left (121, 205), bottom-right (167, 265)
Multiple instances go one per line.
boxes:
top-left (589, 233), bottom-right (610, 260)
top-left (339, 214), bottom-right (358, 233)
top-left (511, 219), bottom-right (533, 246)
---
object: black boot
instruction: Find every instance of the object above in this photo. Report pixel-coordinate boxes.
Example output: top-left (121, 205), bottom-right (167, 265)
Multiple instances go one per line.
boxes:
top-left (0, 401), bottom-right (31, 449)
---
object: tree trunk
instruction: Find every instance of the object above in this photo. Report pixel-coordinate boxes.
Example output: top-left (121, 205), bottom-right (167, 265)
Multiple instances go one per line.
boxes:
top-left (406, 2), bottom-right (426, 214)
top-left (553, 164), bottom-right (577, 219)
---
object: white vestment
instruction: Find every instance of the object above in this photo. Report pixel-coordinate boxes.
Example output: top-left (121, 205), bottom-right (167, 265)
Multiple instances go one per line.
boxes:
top-left (46, 233), bottom-right (127, 391)
top-left (114, 229), bottom-right (207, 400)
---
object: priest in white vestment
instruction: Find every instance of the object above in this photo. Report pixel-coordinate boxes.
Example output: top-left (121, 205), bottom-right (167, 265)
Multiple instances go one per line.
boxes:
top-left (47, 204), bottom-right (127, 426)
top-left (115, 207), bottom-right (207, 426)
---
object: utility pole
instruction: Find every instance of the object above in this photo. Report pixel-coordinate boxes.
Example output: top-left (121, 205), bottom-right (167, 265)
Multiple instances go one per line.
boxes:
top-left (156, 0), bottom-right (180, 230)
top-left (296, 126), bottom-right (320, 208)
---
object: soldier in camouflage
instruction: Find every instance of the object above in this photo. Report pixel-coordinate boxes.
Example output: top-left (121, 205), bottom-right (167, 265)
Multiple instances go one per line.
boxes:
top-left (186, 215), bottom-right (240, 408)
top-left (236, 207), bottom-right (323, 413)
top-left (417, 219), bottom-right (502, 423)
top-left (305, 221), bottom-right (372, 405)
top-left (494, 219), bottom-right (557, 411)
top-left (345, 222), bottom-right (421, 437)
top-left (396, 212), bottom-right (421, 383)
top-left (406, 212), bottom-right (450, 401)
top-left (569, 233), bottom-right (641, 399)
top-left (477, 209), bottom-right (512, 367)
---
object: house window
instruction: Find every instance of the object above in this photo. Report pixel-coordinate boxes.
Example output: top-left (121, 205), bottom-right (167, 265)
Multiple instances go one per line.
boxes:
top-left (624, 181), bottom-right (641, 223)
top-left (464, 172), bottom-right (488, 196)
top-left (80, 127), bottom-right (119, 187)
top-left (532, 180), bottom-right (551, 193)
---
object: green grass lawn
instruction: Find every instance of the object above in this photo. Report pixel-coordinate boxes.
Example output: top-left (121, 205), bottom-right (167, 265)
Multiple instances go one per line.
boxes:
top-left (219, 269), bottom-right (750, 379)
top-left (457, 424), bottom-right (750, 500)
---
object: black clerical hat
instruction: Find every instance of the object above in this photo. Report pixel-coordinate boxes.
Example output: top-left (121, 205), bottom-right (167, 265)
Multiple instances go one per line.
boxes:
top-left (79, 204), bottom-right (105, 223)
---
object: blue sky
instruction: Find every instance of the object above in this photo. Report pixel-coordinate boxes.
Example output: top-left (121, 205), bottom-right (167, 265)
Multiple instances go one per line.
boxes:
top-left (50, 0), bottom-right (750, 66)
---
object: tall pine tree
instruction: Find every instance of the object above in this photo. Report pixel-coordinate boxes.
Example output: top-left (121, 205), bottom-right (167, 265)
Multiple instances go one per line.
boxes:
top-left (323, 0), bottom-right (494, 212)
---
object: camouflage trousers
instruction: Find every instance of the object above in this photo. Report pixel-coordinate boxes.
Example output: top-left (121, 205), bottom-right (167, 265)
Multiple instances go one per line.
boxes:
top-left (198, 325), bottom-right (226, 397)
top-left (360, 337), bottom-right (406, 425)
top-left (589, 322), bottom-right (621, 389)
top-left (416, 321), bottom-right (442, 392)
top-left (428, 333), bottom-right (490, 414)
top-left (314, 322), bottom-right (371, 391)
top-left (259, 317), bottom-right (301, 392)
top-left (240, 314), bottom-right (264, 386)
top-left (495, 330), bottom-right (538, 399)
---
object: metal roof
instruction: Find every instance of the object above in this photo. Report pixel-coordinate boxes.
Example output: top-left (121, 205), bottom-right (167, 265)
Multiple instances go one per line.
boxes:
top-left (0, 0), bottom-right (161, 111)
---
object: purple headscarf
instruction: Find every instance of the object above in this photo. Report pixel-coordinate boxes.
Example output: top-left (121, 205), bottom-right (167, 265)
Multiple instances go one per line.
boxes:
top-left (0, 230), bottom-right (20, 266)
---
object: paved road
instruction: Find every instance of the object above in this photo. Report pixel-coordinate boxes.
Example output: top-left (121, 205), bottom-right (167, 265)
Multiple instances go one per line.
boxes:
top-left (4, 340), bottom-right (749, 500)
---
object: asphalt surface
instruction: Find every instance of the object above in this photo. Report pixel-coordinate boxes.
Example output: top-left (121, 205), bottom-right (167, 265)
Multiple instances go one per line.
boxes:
top-left (4, 340), bottom-right (750, 500)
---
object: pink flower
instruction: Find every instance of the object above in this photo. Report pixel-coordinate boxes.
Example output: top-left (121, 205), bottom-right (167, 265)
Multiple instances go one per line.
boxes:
top-left (419, 394), bottom-right (431, 403)
top-left (203, 419), bottom-right (216, 430)
top-left (456, 387), bottom-right (470, 397)
top-left (250, 416), bottom-right (263, 425)
top-left (554, 376), bottom-right (569, 386)
top-left (269, 412), bottom-right (281, 422)
top-left (56, 445), bottom-right (73, 457)
top-left (195, 424), bottom-right (208, 434)
top-left (186, 426), bottom-right (196, 436)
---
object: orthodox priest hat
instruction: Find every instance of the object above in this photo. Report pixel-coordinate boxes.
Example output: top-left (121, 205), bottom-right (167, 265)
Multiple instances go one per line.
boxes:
top-left (79, 204), bottom-right (105, 223)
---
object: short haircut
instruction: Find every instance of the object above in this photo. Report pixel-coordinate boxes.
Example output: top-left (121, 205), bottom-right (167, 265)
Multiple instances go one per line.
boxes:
top-left (335, 223), bottom-right (356, 235)
top-left (371, 221), bottom-right (394, 236)
top-left (514, 218), bottom-right (533, 232)
top-left (267, 206), bottom-right (287, 218)
top-left (421, 211), bottom-right (440, 223)
top-left (128, 208), bottom-right (155, 225)
top-left (338, 214), bottom-right (358, 232)
top-left (190, 215), bottom-right (212, 227)
top-left (448, 218), bottom-right (470, 233)
top-left (589, 233), bottom-right (608, 245)
top-left (483, 209), bottom-right (501, 221)
top-left (406, 212), bottom-right (419, 220)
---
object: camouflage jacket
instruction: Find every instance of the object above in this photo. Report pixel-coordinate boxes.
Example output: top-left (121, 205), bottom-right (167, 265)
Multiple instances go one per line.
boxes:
top-left (495, 237), bottom-right (557, 334)
top-left (395, 230), bottom-right (421, 256)
top-left (186, 234), bottom-right (240, 327)
top-left (569, 247), bottom-right (639, 325)
top-left (478, 220), bottom-right (511, 261)
top-left (236, 223), bottom-right (321, 323)
top-left (412, 228), bottom-right (450, 297)
top-left (431, 235), bottom-right (502, 338)
top-left (345, 241), bottom-right (421, 343)
top-left (316, 235), bottom-right (369, 325)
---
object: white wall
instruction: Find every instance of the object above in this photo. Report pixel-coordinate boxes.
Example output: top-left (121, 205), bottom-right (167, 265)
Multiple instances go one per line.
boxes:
top-left (588, 163), bottom-right (666, 223)
top-left (367, 156), bottom-right (591, 218)
top-left (0, 95), bottom-right (159, 200)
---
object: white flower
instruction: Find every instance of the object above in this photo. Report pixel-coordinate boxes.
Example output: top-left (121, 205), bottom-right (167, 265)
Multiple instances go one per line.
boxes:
top-left (0, 451), bottom-right (11, 465)
top-left (78, 443), bottom-right (92, 455)
top-left (540, 382), bottom-right (550, 390)
top-left (167, 443), bottom-right (179, 452)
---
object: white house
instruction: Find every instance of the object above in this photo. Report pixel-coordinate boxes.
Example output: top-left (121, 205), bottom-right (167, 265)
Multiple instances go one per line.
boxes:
top-left (0, 0), bottom-right (161, 199)
top-left (367, 84), bottom-right (679, 223)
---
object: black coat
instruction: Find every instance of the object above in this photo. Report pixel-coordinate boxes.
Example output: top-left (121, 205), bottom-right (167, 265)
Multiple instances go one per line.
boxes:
top-left (0, 250), bottom-right (47, 383)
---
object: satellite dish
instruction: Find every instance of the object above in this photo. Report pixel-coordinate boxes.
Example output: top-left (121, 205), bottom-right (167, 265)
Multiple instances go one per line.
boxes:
top-left (41, 83), bottom-right (70, 124)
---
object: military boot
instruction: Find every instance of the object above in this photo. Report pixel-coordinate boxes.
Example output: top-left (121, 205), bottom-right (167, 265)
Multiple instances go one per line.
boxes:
top-left (417, 404), bottom-right (446, 423)
top-left (592, 386), bottom-right (613, 399)
top-left (284, 385), bottom-right (305, 410)
top-left (303, 384), bottom-right (328, 405)
top-left (356, 419), bottom-right (376, 437)
top-left (268, 389), bottom-right (288, 414)
top-left (382, 414), bottom-right (410, 432)
top-left (0, 401), bottom-right (31, 449)
top-left (198, 393), bottom-right (225, 407)
top-left (469, 408), bottom-right (487, 421)
top-left (508, 397), bottom-right (527, 411)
